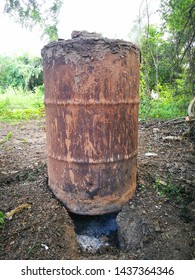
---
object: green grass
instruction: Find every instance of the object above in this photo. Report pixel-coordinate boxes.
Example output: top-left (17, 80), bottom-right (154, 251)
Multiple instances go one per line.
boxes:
top-left (139, 97), bottom-right (189, 120)
top-left (0, 84), bottom-right (192, 122)
top-left (139, 87), bottom-right (192, 120)
top-left (0, 86), bottom-right (45, 122)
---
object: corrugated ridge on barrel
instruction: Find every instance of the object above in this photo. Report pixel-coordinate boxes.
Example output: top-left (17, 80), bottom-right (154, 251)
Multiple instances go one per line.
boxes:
top-left (41, 31), bottom-right (140, 215)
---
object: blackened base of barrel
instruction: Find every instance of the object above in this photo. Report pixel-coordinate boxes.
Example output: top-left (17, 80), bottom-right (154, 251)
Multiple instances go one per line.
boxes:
top-left (47, 156), bottom-right (137, 215)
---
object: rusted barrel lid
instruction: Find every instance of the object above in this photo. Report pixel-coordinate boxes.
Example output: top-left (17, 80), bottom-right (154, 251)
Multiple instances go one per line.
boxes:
top-left (41, 30), bottom-right (141, 64)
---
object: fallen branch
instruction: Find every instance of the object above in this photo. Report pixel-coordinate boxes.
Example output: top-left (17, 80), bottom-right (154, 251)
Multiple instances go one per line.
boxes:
top-left (6, 204), bottom-right (32, 220)
top-left (161, 117), bottom-right (185, 127)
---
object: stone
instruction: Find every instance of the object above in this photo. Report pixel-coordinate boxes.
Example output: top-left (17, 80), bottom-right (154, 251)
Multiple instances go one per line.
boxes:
top-left (116, 205), bottom-right (155, 251)
top-left (117, 218), bottom-right (143, 250)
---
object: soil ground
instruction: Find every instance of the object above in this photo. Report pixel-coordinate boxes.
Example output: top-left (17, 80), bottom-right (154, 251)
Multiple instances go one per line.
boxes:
top-left (0, 118), bottom-right (194, 259)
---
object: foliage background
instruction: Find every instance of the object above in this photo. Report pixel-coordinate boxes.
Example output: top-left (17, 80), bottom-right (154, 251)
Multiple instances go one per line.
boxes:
top-left (0, 0), bottom-right (194, 122)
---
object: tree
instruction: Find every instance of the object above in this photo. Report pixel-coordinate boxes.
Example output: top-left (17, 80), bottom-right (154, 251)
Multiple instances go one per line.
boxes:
top-left (3, 0), bottom-right (63, 41)
top-left (160, 0), bottom-right (195, 96)
top-left (0, 54), bottom-right (43, 91)
top-left (141, 25), bottom-right (175, 92)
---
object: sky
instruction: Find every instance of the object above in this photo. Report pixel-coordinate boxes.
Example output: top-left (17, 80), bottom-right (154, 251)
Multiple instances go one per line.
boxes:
top-left (0, 0), bottom-right (160, 57)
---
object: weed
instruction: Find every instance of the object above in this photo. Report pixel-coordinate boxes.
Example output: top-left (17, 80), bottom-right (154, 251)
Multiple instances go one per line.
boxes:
top-left (0, 211), bottom-right (5, 229)
top-left (153, 177), bottom-right (184, 203)
top-left (0, 131), bottom-right (13, 145)
top-left (5, 147), bottom-right (13, 151)
top-left (7, 132), bottom-right (13, 140)
top-left (28, 243), bottom-right (41, 255)
top-left (139, 184), bottom-right (146, 192)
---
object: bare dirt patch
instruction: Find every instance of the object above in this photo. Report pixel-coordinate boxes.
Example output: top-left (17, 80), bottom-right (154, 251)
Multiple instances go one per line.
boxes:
top-left (0, 119), bottom-right (194, 259)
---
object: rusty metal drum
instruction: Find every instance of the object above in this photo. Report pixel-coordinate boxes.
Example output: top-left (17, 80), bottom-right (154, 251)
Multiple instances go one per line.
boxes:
top-left (41, 31), bottom-right (140, 215)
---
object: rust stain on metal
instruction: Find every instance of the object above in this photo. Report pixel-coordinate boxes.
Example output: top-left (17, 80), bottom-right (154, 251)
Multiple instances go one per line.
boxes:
top-left (41, 31), bottom-right (141, 215)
